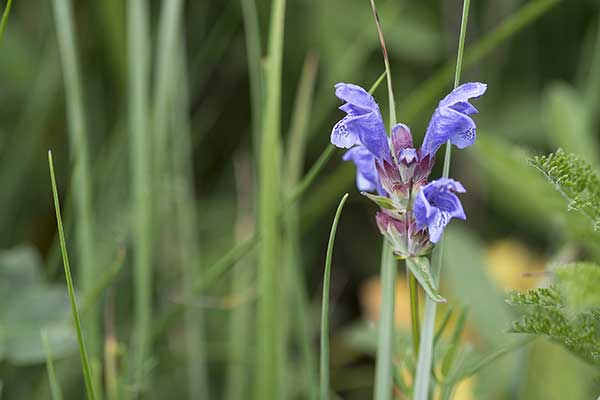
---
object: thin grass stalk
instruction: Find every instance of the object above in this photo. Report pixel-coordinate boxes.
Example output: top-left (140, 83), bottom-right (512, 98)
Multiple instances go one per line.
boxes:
top-left (373, 243), bottom-right (397, 400)
top-left (413, 1), bottom-right (470, 399)
top-left (0, 0), bottom-right (13, 42)
top-left (172, 39), bottom-right (211, 400)
top-left (240, 0), bottom-right (263, 146)
top-left (50, 0), bottom-right (99, 386)
top-left (408, 272), bottom-right (420, 354)
top-left (48, 151), bottom-right (97, 400)
top-left (42, 330), bottom-right (65, 400)
top-left (127, 0), bottom-right (152, 392)
top-left (153, 0), bottom-right (183, 182)
top-left (226, 154), bottom-right (256, 400)
top-left (256, 0), bottom-right (286, 397)
top-left (319, 193), bottom-right (349, 400)
top-left (369, 2), bottom-right (398, 399)
top-left (285, 53), bottom-right (320, 400)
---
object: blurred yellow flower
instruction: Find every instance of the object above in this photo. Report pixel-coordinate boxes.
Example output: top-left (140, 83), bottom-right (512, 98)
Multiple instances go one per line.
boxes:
top-left (360, 274), bottom-right (415, 328)
top-left (486, 239), bottom-right (545, 291)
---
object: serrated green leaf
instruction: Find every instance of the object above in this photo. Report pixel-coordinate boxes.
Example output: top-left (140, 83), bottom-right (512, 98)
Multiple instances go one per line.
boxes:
top-left (530, 149), bottom-right (600, 230)
top-left (405, 256), bottom-right (446, 303)
top-left (555, 262), bottom-right (600, 315)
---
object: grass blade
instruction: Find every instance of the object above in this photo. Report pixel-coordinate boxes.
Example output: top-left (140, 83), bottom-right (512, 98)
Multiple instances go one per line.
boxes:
top-left (0, 0), bottom-right (13, 44)
top-left (50, 0), bottom-right (99, 376)
top-left (256, 0), bottom-right (286, 398)
top-left (285, 53), bottom-right (320, 400)
top-left (373, 243), bottom-right (397, 400)
top-left (320, 193), bottom-right (349, 400)
top-left (42, 330), bottom-right (65, 400)
top-left (368, 2), bottom-right (399, 399)
top-left (48, 150), bottom-right (97, 400)
top-left (127, 0), bottom-right (152, 391)
top-left (414, 1), bottom-right (471, 399)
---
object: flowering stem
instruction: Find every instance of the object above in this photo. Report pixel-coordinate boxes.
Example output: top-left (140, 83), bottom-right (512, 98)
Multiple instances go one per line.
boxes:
top-left (408, 271), bottom-right (421, 354)
top-left (413, 0), bottom-right (471, 399)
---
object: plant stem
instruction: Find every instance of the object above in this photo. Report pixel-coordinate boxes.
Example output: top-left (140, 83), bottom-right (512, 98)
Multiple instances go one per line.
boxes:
top-left (256, 0), bottom-right (286, 398)
top-left (320, 193), bottom-right (350, 400)
top-left (50, 0), bottom-right (99, 386)
top-left (48, 151), bottom-right (97, 400)
top-left (127, 0), bottom-right (152, 392)
top-left (369, 2), bottom-right (398, 399)
top-left (408, 271), bottom-right (420, 355)
top-left (413, 1), bottom-right (470, 399)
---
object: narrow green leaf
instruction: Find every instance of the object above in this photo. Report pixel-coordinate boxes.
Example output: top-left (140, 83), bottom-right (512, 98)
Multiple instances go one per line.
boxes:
top-left (127, 0), bottom-right (152, 389)
top-left (48, 151), bottom-right (96, 400)
top-left (0, 0), bottom-right (12, 44)
top-left (406, 257), bottom-right (446, 303)
top-left (373, 242), bottom-right (397, 400)
top-left (320, 193), bottom-right (349, 400)
top-left (256, 0), bottom-right (287, 397)
top-left (50, 0), bottom-right (99, 373)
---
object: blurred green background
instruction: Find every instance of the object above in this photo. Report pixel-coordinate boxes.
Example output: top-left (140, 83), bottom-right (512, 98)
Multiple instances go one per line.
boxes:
top-left (1, 0), bottom-right (600, 399)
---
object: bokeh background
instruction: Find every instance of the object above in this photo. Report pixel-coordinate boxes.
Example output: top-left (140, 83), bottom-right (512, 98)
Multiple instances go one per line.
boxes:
top-left (1, 0), bottom-right (600, 399)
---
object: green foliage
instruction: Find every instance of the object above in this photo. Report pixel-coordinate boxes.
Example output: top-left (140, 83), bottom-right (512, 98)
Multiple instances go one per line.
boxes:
top-left (530, 149), bottom-right (600, 230)
top-left (508, 263), bottom-right (600, 367)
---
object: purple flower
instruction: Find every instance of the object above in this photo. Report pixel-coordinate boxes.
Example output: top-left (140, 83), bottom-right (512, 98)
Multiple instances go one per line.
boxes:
top-left (421, 82), bottom-right (487, 157)
top-left (331, 83), bottom-right (390, 162)
top-left (414, 178), bottom-right (466, 243)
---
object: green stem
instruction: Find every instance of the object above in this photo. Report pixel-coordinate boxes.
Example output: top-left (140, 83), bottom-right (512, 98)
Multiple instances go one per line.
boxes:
top-left (50, 0), bottom-right (99, 386)
top-left (413, 1), bottom-right (470, 399)
top-left (48, 151), bottom-right (97, 400)
top-left (369, 2), bottom-right (398, 399)
top-left (320, 194), bottom-right (350, 400)
top-left (408, 271), bottom-right (420, 355)
top-left (0, 0), bottom-right (13, 43)
top-left (256, 0), bottom-right (286, 398)
top-left (127, 0), bottom-right (152, 392)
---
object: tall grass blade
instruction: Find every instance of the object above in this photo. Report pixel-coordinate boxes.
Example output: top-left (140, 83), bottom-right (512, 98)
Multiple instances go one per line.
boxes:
top-left (256, 0), bottom-right (286, 397)
top-left (48, 150), bottom-right (97, 400)
top-left (285, 53), bottom-right (320, 400)
top-left (172, 38), bottom-right (211, 399)
top-left (320, 193), bottom-right (349, 400)
top-left (369, 2), bottom-right (398, 399)
top-left (414, 1), bottom-right (470, 399)
top-left (42, 330), bottom-right (65, 400)
top-left (127, 0), bottom-right (152, 391)
top-left (240, 0), bottom-right (263, 145)
top-left (0, 0), bottom-right (12, 43)
top-left (50, 0), bottom-right (99, 385)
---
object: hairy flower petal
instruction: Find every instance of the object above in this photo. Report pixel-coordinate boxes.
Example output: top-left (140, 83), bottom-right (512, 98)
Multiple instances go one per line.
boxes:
top-left (421, 82), bottom-right (487, 157)
top-left (414, 178), bottom-right (467, 243)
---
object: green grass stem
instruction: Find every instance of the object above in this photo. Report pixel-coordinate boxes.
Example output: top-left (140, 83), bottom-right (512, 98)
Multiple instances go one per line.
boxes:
top-left (369, 2), bottom-right (398, 399)
top-left (256, 0), bottom-right (286, 397)
top-left (127, 0), bottom-right (152, 392)
top-left (48, 150), bottom-right (97, 400)
top-left (50, 0), bottom-right (99, 383)
top-left (0, 0), bottom-right (13, 44)
top-left (319, 193), bottom-right (349, 400)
